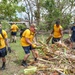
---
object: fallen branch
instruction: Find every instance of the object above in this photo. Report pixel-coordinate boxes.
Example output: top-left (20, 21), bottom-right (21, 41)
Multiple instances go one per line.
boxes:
top-left (55, 51), bottom-right (75, 61)
top-left (46, 35), bottom-right (52, 44)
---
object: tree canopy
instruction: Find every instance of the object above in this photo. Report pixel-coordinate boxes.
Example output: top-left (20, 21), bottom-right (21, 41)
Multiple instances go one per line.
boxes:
top-left (0, 0), bottom-right (25, 21)
top-left (0, 0), bottom-right (75, 30)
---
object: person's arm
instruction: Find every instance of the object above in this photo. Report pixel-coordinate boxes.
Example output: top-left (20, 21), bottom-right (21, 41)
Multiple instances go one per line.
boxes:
top-left (17, 26), bottom-right (19, 31)
top-left (25, 38), bottom-right (36, 48)
top-left (60, 28), bottom-right (63, 39)
top-left (33, 37), bottom-right (37, 44)
top-left (5, 38), bottom-right (10, 47)
top-left (51, 29), bottom-right (54, 34)
top-left (25, 38), bottom-right (33, 45)
top-left (4, 31), bottom-right (11, 53)
top-left (5, 38), bottom-right (11, 53)
top-left (25, 30), bottom-right (36, 48)
top-left (69, 28), bottom-right (72, 37)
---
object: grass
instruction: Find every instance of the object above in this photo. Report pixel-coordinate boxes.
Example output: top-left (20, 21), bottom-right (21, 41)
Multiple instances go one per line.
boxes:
top-left (63, 34), bottom-right (69, 39)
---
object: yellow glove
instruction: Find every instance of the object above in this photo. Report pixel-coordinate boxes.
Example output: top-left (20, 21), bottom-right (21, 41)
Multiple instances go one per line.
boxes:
top-left (32, 44), bottom-right (36, 48)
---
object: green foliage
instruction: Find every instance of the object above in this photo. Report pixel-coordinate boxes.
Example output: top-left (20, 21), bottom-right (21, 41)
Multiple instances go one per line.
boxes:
top-left (61, 14), bottom-right (72, 29)
top-left (37, 22), bottom-right (48, 31)
top-left (18, 24), bottom-right (26, 30)
top-left (0, 0), bottom-right (25, 21)
top-left (1, 20), bottom-right (11, 30)
top-left (40, 0), bottom-right (72, 30)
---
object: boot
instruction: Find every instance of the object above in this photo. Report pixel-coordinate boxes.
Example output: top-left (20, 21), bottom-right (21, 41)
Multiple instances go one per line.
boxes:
top-left (21, 60), bottom-right (28, 67)
top-left (34, 58), bottom-right (37, 61)
top-left (0, 62), bottom-right (5, 70)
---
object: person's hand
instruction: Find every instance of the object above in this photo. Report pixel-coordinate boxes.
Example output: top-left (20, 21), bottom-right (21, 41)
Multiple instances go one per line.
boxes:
top-left (34, 42), bottom-right (39, 46)
top-left (32, 44), bottom-right (36, 48)
top-left (50, 34), bottom-right (53, 37)
top-left (8, 47), bottom-right (11, 53)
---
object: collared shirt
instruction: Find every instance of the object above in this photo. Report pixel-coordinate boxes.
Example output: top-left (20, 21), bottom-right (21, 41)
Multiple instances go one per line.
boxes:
top-left (53, 24), bottom-right (62, 38)
top-left (11, 24), bottom-right (19, 32)
top-left (20, 29), bottom-right (35, 46)
top-left (0, 30), bottom-right (7, 49)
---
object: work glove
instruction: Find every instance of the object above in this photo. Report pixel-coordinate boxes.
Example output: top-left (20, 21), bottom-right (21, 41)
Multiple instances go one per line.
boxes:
top-left (8, 47), bottom-right (11, 53)
top-left (32, 44), bottom-right (36, 48)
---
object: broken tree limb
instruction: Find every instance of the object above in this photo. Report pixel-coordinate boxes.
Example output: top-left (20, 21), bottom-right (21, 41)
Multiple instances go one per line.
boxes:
top-left (54, 41), bottom-right (69, 50)
top-left (46, 35), bottom-right (53, 44)
top-left (38, 58), bottom-right (54, 64)
top-left (55, 51), bottom-right (75, 61)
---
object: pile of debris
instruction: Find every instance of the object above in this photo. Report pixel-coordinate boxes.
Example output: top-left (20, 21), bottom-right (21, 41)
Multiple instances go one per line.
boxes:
top-left (22, 40), bottom-right (75, 75)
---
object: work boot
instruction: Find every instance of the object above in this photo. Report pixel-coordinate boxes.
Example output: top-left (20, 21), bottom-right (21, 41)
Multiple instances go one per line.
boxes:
top-left (0, 65), bottom-right (5, 70)
top-left (21, 60), bottom-right (28, 67)
top-left (0, 62), bottom-right (5, 70)
top-left (34, 58), bottom-right (37, 61)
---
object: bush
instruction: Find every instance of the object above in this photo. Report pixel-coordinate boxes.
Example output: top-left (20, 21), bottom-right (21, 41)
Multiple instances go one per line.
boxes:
top-left (17, 24), bottom-right (26, 30)
top-left (37, 22), bottom-right (47, 31)
top-left (1, 20), bottom-right (11, 30)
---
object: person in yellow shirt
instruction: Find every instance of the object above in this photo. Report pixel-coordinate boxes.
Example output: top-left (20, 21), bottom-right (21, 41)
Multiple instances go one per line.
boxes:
top-left (10, 23), bottom-right (19, 43)
top-left (20, 23), bottom-right (38, 67)
top-left (51, 20), bottom-right (63, 44)
top-left (0, 23), bottom-right (11, 70)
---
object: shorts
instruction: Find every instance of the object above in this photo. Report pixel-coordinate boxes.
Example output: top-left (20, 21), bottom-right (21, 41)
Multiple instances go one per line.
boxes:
top-left (22, 45), bottom-right (34, 54)
top-left (0, 47), bottom-right (7, 57)
top-left (70, 36), bottom-right (75, 42)
top-left (11, 32), bottom-right (17, 36)
top-left (52, 37), bottom-right (60, 44)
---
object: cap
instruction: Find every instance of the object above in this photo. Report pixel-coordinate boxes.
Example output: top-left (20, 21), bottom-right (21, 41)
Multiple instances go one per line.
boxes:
top-left (30, 23), bottom-right (37, 30)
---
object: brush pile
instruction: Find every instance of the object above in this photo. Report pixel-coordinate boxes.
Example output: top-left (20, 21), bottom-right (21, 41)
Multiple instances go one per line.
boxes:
top-left (22, 40), bottom-right (75, 75)
top-left (31, 40), bottom-right (75, 75)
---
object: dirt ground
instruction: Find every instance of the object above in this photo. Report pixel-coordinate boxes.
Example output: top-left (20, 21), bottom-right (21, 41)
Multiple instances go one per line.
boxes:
top-left (0, 51), bottom-right (25, 75)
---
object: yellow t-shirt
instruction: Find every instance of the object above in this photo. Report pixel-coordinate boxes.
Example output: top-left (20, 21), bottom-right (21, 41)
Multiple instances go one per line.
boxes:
top-left (0, 30), bottom-right (8, 49)
top-left (11, 24), bottom-right (19, 32)
top-left (20, 29), bottom-right (35, 46)
top-left (53, 24), bottom-right (62, 38)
